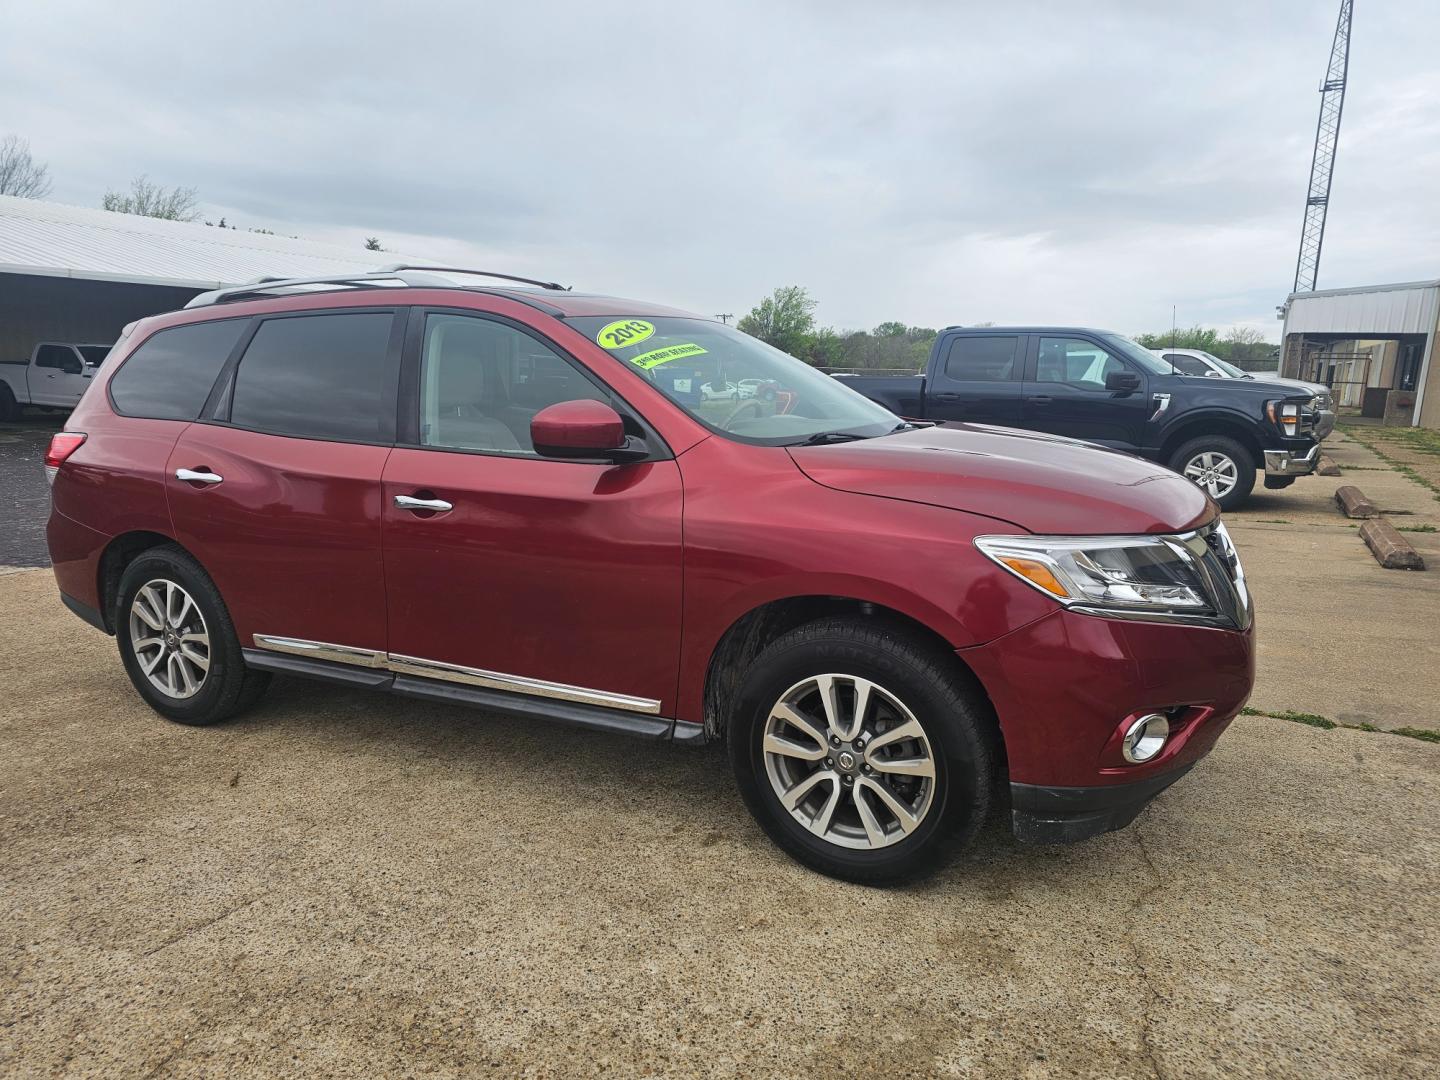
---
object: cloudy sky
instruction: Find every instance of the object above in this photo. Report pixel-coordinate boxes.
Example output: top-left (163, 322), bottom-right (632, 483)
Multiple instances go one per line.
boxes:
top-left (4, 0), bottom-right (1437, 336)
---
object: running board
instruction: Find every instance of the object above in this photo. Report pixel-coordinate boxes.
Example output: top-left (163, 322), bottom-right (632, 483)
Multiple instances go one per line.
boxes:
top-left (241, 646), bottom-right (683, 742)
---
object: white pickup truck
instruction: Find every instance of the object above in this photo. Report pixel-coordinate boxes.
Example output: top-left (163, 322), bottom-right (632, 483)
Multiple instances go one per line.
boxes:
top-left (0, 342), bottom-right (113, 420)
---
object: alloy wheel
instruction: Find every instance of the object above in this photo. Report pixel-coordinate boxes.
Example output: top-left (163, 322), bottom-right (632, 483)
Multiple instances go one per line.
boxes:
top-left (762, 674), bottom-right (937, 850)
top-left (129, 579), bottom-right (211, 700)
top-left (1182, 451), bottom-right (1239, 499)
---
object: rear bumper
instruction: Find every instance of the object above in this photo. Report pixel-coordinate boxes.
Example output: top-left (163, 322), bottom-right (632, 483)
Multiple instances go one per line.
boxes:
top-left (1263, 441), bottom-right (1321, 476)
top-left (1010, 763), bottom-right (1195, 844)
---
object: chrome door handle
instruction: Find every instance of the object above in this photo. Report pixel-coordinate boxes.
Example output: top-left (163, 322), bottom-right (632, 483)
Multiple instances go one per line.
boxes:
top-left (394, 494), bottom-right (453, 512)
top-left (175, 468), bottom-right (223, 485)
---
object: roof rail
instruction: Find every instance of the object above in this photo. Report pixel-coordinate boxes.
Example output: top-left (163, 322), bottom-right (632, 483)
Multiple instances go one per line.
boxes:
top-left (375, 264), bottom-right (568, 291)
top-left (184, 264), bottom-right (569, 308)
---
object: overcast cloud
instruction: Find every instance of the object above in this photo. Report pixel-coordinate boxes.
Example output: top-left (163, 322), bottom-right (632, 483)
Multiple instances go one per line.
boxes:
top-left (3, 0), bottom-right (1437, 336)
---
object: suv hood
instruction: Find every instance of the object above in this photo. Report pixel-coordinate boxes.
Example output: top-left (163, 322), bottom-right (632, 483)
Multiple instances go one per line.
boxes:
top-left (789, 424), bottom-right (1213, 535)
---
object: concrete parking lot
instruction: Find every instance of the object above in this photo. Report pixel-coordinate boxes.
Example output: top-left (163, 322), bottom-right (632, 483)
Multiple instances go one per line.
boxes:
top-left (2, 423), bottom-right (1438, 1077)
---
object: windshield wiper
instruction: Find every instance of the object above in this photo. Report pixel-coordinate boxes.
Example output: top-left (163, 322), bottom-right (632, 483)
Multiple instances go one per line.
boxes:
top-left (794, 431), bottom-right (871, 446)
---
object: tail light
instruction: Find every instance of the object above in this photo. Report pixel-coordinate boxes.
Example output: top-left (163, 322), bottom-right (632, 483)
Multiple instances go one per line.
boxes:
top-left (44, 432), bottom-right (87, 485)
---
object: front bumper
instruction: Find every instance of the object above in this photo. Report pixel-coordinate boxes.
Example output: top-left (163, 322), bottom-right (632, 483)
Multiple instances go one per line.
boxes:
top-left (1263, 441), bottom-right (1321, 476)
top-left (1011, 764), bottom-right (1195, 844)
top-left (959, 606), bottom-right (1253, 842)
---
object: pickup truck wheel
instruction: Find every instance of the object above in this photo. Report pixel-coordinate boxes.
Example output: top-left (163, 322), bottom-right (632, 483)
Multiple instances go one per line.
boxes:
top-left (116, 546), bottom-right (270, 726)
top-left (1170, 435), bottom-right (1255, 511)
top-left (728, 617), bottom-right (993, 884)
top-left (0, 384), bottom-right (19, 422)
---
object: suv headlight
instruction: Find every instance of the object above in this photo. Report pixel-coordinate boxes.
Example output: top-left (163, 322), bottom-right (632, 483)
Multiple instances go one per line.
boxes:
top-left (975, 533), bottom-right (1214, 615)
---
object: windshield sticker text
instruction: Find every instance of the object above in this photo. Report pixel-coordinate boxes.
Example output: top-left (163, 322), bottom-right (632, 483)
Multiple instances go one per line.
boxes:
top-left (629, 343), bottom-right (707, 370)
top-left (597, 319), bottom-right (655, 350)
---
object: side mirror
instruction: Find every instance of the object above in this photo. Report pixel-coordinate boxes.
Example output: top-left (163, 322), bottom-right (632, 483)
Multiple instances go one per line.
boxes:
top-left (531, 400), bottom-right (646, 462)
top-left (1204, 370), bottom-right (1222, 378)
top-left (1105, 370), bottom-right (1141, 393)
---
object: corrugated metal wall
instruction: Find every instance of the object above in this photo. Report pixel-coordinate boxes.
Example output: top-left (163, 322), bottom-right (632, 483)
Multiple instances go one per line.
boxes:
top-left (1283, 283), bottom-right (1440, 336)
top-left (0, 273), bottom-right (200, 362)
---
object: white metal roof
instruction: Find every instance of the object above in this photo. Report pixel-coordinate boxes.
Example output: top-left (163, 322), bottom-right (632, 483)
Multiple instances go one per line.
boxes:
top-left (1284, 279), bottom-right (1440, 336)
top-left (0, 194), bottom-right (430, 290)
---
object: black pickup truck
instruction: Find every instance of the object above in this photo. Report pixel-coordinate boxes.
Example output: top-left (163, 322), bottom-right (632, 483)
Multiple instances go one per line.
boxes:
top-left (833, 326), bottom-right (1334, 510)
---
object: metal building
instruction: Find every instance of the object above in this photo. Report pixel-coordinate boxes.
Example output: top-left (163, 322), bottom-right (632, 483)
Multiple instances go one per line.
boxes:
top-left (1278, 279), bottom-right (1438, 428)
top-left (0, 195), bottom-right (425, 362)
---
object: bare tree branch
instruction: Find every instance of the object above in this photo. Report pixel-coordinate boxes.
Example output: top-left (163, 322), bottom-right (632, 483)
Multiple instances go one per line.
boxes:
top-left (102, 175), bottom-right (200, 221)
top-left (0, 135), bottom-right (53, 198)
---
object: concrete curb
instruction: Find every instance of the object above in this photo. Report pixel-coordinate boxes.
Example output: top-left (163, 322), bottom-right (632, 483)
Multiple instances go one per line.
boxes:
top-left (1359, 519), bottom-right (1426, 570)
top-left (1335, 485), bottom-right (1378, 519)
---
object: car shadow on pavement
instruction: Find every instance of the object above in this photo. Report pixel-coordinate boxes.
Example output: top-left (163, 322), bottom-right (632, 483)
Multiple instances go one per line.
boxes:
top-left (233, 675), bottom-right (1038, 883)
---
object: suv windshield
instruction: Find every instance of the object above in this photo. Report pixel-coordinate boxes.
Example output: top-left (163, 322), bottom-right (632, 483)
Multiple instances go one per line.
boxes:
top-left (1205, 354), bottom-right (1252, 379)
top-left (1098, 333), bottom-right (1175, 376)
top-left (570, 316), bottom-right (901, 444)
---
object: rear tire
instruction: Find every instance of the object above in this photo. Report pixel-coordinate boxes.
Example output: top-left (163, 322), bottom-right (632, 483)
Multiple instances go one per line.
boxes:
top-left (728, 617), bottom-right (994, 884)
top-left (1169, 434), bottom-right (1256, 511)
top-left (115, 545), bottom-right (270, 726)
top-left (0, 384), bottom-right (19, 422)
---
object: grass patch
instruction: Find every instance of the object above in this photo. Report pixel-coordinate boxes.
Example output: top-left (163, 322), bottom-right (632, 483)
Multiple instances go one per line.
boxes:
top-left (1395, 523), bottom-right (1438, 533)
top-left (1340, 425), bottom-right (1440, 502)
top-left (1242, 706), bottom-right (1335, 728)
top-left (1244, 706), bottom-right (1440, 743)
top-left (1254, 518), bottom-right (1293, 524)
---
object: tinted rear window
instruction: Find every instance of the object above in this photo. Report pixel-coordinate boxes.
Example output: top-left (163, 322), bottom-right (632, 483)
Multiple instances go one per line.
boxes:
top-left (110, 320), bottom-right (246, 420)
top-left (228, 312), bottom-right (395, 442)
top-left (944, 336), bottom-right (1019, 382)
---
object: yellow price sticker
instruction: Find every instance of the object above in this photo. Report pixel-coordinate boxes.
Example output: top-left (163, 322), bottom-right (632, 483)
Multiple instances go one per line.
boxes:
top-left (596, 319), bottom-right (655, 350)
top-left (629, 343), bottom-right (707, 370)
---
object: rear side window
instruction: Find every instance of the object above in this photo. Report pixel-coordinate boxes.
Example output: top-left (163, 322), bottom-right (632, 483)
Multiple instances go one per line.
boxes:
top-left (229, 312), bottom-right (396, 442)
top-left (110, 320), bottom-right (246, 420)
top-left (944, 336), bottom-right (1019, 382)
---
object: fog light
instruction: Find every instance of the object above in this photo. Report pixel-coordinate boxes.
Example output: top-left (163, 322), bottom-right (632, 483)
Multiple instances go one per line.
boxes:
top-left (1122, 713), bottom-right (1170, 764)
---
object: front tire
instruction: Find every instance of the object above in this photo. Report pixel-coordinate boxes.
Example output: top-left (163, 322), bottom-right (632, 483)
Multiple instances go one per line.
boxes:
top-left (1170, 434), bottom-right (1256, 511)
top-left (728, 618), bottom-right (994, 884)
top-left (116, 545), bottom-right (270, 726)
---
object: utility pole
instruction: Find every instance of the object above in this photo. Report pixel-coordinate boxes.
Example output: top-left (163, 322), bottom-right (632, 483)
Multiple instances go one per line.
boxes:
top-left (715, 313), bottom-right (733, 325)
top-left (1292, 0), bottom-right (1354, 294)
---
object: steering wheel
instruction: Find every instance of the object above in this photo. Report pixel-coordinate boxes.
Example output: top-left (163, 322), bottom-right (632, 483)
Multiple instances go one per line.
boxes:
top-left (719, 398), bottom-right (767, 429)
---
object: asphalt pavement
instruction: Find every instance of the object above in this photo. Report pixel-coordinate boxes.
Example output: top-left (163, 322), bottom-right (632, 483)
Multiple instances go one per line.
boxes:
top-left (0, 414), bottom-right (63, 571)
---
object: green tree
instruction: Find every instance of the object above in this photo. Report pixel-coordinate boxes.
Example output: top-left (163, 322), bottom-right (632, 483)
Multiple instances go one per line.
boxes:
top-left (1135, 325), bottom-right (1221, 353)
top-left (737, 286), bottom-right (817, 358)
top-left (364, 237), bottom-right (385, 251)
top-left (873, 320), bottom-right (907, 337)
top-left (806, 326), bottom-right (846, 367)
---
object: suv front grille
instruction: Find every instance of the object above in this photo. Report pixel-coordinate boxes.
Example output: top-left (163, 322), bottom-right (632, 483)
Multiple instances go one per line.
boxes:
top-left (1194, 520), bottom-right (1251, 631)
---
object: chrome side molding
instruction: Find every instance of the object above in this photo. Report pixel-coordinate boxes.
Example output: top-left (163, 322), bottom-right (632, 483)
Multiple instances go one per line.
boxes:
top-left (252, 635), bottom-right (388, 668)
top-left (252, 635), bottom-right (662, 715)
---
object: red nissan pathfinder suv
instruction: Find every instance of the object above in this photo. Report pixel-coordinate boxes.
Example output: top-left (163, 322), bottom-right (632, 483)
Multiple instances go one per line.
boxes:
top-left (45, 267), bottom-right (1254, 882)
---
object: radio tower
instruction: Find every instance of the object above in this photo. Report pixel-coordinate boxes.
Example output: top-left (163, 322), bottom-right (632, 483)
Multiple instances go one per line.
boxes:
top-left (1293, 0), bottom-right (1354, 293)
